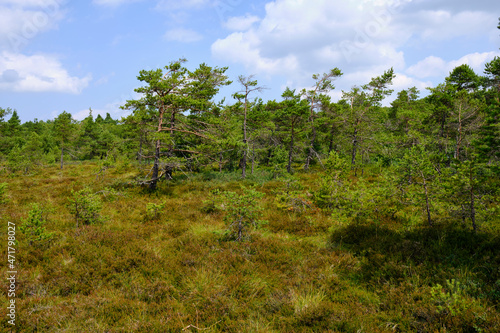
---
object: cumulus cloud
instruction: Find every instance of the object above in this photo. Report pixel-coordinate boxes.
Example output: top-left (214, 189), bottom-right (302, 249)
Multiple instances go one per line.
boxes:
top-left (164, 28), bottom-right (203, 42)
top-left (212, 30), bottom-right (299, 77)
top-left (212, 0), bottom-right (499, 99)
top-left (0, 0), bottom-right (65, 52)
top-left (0, 52), bottom-right (91, 93)
top-left (406, 51), bottom-right (500, 79)
top-left (411, 10), bottom-right (495, 42)
top-left (224, 14), bottom-right (260, 31)
top-left (212, 0), bottom-right (410, 82)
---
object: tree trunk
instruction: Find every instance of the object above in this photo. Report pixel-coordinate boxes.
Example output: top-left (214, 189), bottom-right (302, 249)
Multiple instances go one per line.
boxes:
top-left (242, 97), bottom-right (248, 179)
top-left (287, 122), bottom-right (295, 174)
top-left (149, 141), bottom-right (160, 191)
top-left (455, 105), bottom-right (463, 160)
top-left (150, 106), bottom-right (165, 191)
top-left (138, 139), bottom-right (143, 164)
top-left (242, 149), bottom-right (247, 179)
top-left (328, 122), bottom-right (336, 154)
top-left (422, 176), bottom-right (432, 226)
top-left (219, 151), bottom-right (223, 173)
top-left (470, 182), bottom-right (476, 232)
top-left (251, 145), bottom-right (255, 175)
top-left (351, 125), bottom-right (358, 167)
top-left (60, 145), bottom-right (64, 170)
top-left (304, 120), bottom-right (316, 170)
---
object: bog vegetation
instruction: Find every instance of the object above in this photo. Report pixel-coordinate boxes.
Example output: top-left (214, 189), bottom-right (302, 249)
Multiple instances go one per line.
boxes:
top-left (1, 45), bottom-right (500, 331)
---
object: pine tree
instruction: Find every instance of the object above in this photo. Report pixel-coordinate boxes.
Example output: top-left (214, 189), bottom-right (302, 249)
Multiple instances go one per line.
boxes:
top-left (53, 111), bottom-right (75, 169)
top-left (232, 75), bottom-right (265, 179)
top-left (123, 59), bottom-right (230, 190)
top-left (301, 68), bottom-right (343, 169)
top-left (342, 68), bottom-right (395, 169)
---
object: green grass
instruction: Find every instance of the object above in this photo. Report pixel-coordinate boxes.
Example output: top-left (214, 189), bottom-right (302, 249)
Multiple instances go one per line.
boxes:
top-left (0, 162), bottom-right (499, 332)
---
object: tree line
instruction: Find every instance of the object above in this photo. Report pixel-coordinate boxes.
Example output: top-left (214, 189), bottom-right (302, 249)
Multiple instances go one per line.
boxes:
top-left (1, 57), bottom-right (499, 179)
top-left (1, 51), bottom-right (499, 231)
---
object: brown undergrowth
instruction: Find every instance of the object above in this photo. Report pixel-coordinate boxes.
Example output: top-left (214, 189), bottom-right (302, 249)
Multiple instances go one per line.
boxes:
top-left (0, 162), bottom-right (499, 332)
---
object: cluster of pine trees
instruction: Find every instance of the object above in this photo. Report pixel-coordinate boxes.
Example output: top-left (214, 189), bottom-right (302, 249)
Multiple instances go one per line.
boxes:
top-left (1, 54), bottom-right (499, 232)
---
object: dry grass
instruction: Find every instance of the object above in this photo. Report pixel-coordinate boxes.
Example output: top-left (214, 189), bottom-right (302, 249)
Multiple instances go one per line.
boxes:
top-left (0, 162), bottom-right (499, 332)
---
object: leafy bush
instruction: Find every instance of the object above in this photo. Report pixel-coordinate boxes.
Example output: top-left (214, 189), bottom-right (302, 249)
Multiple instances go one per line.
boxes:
top-left (274, 177), bottom-right (313, 213)
top-left (430, 279), bottom-right (476, 316)
top-left (269, 145), bottom-right (288, 179)
top-left (221, 187), bottom-right (265, 241)
top-left (68, 187), bottom-right (105, 227)
top-left (313, 151), bottom-right (350, 210)
top-left (19, 203), bottom-right (53, 247)
top-left (145, 201), bottom-right (166, 221)
top-left (200, 189), bottom-right (222, 214)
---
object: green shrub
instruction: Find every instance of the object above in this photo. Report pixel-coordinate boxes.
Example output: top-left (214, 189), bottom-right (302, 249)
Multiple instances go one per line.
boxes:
top-left (19, 203), bottom-right (53, 247)
top-left (430, 279), bottom-right (475, 316)
top-left (146, 201), bottom-right (166, 221)
top-left (68, 187), bottom-right (105, 227)
top-left (200, 189), bottom-right (222, 214)
top-left (274, 177), bottom-right (312, 213)
top-left (221, 187), bottom-right (265, 241)
top-left (313, 151), bottom-right (350, 210)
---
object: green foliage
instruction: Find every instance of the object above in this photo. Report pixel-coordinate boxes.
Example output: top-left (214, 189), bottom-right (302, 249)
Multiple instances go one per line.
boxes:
top-left (430, 279), bottom-right (478, 316)
top-left (443, 159), bottom-right (499, 231)
top-left (446, 64), bottom-right (480, 92)
top-left (200, 188), bottom-right (221, 213)
top-left (484, 56), bottom-right (500, 90)
top-left (314, 151), bottom-right (350, 210)
top-left (0, 182), bottom-right (7, 204)
top-left (19, 203), bottom-right (53, 247)
top-left (221, 187), bottom-right (265, 241)
top-left (397, 146), bottom-right (437, 225)
top-left (268, 145), bottom-right (288, 179)
top-left (6, 132), bottom-right (45, 174)
top-left (7, 145), bottom-right (28, 173)
top-left (68, 187), bottom-right (105, 227)
top-left (122, 59), bottom-right (231, 189)
top-left (274, 176), bottom-right (313, 213)
top-left (145, 201), bottom-right (166, 221)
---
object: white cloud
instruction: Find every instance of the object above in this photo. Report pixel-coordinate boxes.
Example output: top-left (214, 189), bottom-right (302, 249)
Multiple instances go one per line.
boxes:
top-left (224, 14), bottom-right (260, 31)
top-left (415, 10), bottom-right (495, 41)
top-left (212, 0), bottom-right (409, 81)
top-left (0, 0), bottom-right (65, 52)
top-left (406, 52), bottom-right (500, 79)
top-left (405, 56), bottom-right (446, 79)
top-left (0, 52), bottom-right (91, 93)
top-left (164, 28), bottom-right (203, 42)
top-left (212, 0), bottom-right (500, 99)
top-left (212, 30), bottom-right (299, 77)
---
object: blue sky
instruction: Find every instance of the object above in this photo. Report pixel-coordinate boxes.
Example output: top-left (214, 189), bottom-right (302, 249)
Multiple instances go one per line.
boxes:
top-left (0, 0), bottom-right (499, 122)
